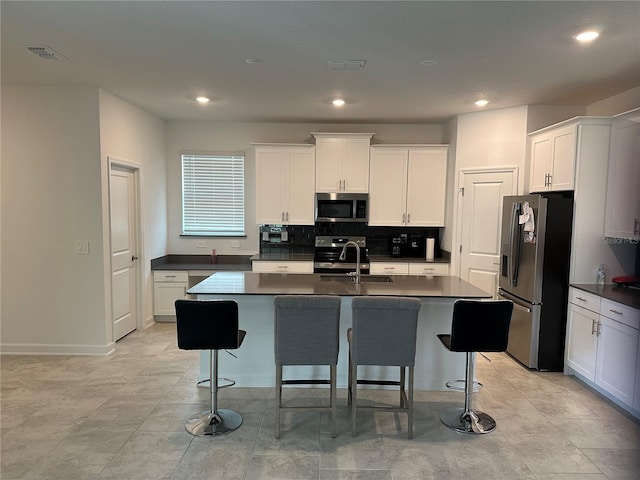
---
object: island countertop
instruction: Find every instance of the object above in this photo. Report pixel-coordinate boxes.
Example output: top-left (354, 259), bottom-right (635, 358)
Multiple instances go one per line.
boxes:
top-left (188, 272), bottom-right (491, 298)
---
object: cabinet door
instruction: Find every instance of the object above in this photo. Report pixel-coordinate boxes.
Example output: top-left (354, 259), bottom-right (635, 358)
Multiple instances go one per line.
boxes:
top-left (154, 282), bottom-right (187, 315)
top-left (550, 126), bottom-right (576, 191)
top-left (529, 133), bottom-right (553, 192)
top-left (605, 118), bottom-right (640, 240)
top-left (368, 148), bottom-right (408, 226)
top-left (634, 334), bottom-right (640, 412)
top-left (287, 150), bottom-right (315, 225)
top-left (566, 303), bottom-right (598, 381)
top-left (315, 138), bottom-right (343, 192)
top-left (408, 263), bottom-right (449, 276)
top-left (252, 261), bottom-right (314, 273)
top-left (256, 149), bottom-right (288, 224)
top-left (342, 138), bottom-right (370, 193)
top-left (406, 148), bottom-right (447, 226)
top-left (595, 316), bottom-right (639, 406)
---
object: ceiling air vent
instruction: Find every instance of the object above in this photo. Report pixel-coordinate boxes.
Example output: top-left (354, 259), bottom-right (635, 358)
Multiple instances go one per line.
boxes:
top-left (26, 45), bottom-right (66, 60)
top-left (327, 60), bottom-right (366, 71)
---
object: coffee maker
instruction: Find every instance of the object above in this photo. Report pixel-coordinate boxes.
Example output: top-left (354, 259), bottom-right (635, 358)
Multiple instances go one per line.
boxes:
top-left (388, 234), bottom-right (407, 257)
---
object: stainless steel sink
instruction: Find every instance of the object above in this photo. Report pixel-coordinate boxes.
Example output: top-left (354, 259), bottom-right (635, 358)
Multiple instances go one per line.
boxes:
top-left (319, 274), bottom-right (394, 283)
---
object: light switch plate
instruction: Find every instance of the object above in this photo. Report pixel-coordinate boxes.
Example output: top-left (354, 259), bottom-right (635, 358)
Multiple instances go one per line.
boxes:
top-left (196, 240), bottom-right (206, 248)
top-left (281, 231), bottom-right (288, 242)
top-left (231, 240), bottom-right (240, 248)
top-left (75, 241), bottom-right (90, 255)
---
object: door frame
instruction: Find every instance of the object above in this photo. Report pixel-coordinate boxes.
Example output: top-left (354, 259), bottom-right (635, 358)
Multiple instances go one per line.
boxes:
top-left (452, 166), bottom-right (519, 277)
top-left (108, 156), bottom-right (145, 340)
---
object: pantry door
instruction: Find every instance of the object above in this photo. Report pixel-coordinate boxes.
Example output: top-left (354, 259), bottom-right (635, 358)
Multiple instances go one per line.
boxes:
top-left (110, 163), bottom-right (140, 341)
top-left (458, 169), bottom-right (517, 297)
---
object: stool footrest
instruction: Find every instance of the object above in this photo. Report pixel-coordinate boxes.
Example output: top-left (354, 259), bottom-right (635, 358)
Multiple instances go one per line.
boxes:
top-left (445, 379), bottom-right (483, 392)
top-left (196, 377), bottom-right (236, 389)
top-left (357, 379), bottom-right (401, 386)
top-left (282, 379), bottom-right (330, 385)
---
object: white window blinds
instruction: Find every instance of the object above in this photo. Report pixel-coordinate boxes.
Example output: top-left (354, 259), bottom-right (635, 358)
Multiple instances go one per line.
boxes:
top-left (181, 153), bottom-right (245, 236)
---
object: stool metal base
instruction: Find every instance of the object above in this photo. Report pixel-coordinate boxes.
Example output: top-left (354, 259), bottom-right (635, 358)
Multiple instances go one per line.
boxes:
top-left (440, 407), bottom-right (496, 434)
top-left (185, 409), bottom-right (243, 436)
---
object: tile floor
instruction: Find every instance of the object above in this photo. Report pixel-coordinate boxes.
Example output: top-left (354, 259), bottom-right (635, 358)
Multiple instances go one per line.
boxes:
top-left (1, 322), bottom-right (639, 480)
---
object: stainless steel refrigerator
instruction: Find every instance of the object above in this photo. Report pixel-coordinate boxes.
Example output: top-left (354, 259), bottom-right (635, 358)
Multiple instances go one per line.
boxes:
top-left (498, 193), bottom-right (573, 371)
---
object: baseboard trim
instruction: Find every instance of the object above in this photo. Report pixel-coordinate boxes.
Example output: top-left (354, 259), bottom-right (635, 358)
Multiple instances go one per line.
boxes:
top-left (0, 342), bottom-right (115, 356)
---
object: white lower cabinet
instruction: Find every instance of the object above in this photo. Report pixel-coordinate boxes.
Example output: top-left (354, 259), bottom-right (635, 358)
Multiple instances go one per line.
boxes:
top-left (252, 261), bottom-right (314, 274)
top-left (153, 271), bottom-right (188, 317)
top-left (566, 287), bottom-right (639, 409)
top-left (370, 261), bottom-right (449, 276)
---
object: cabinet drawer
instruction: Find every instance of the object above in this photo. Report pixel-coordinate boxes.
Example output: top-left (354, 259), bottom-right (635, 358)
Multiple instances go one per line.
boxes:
top-left (600, 299), bottom-right (640, 330)
top-left (370, 262), bottom-right (409, 275)
top-left (252, 261), bottom-right (313, 274)
top-left (408, 263), bottom-right (449, 276)
top-left (153, 271), bottom-right (189, 282)
top-left (569, 287), bottom-right (600, 313)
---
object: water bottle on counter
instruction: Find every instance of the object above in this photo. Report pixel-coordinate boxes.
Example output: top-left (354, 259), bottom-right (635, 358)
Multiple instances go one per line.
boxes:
top-left (596, 263), bottom-right (606, 285)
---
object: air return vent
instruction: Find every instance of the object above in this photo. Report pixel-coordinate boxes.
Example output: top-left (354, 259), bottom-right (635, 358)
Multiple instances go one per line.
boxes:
top-left (26, 46), bottom-right (66, 60)
top-left (327, 60), bottom-right (366, 71)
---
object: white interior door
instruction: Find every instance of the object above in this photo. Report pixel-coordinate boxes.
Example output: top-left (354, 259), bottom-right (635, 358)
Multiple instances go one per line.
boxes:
top-left (459, 170), bottom-right (516, 297)
top-left (110, 166), bottom-right (138, 340)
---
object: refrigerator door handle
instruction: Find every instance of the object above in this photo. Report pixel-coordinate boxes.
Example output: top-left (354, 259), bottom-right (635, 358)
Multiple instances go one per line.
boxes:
top-left (498, 290), bottom-right (532, 313)
top-left (508, 202), bottom-right (521, 288)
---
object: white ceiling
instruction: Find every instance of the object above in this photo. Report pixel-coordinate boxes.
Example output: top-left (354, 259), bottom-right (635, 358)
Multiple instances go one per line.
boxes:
top-left (2, 1), bottom-right (639, 124)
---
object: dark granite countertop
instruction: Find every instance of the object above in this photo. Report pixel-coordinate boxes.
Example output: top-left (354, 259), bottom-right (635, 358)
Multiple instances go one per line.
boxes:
top-left (151, 255), bottom-right (252, 271)
top-left (571, 284), bottom-right (640, 310)
top-left (188, 272), bottom-right (491, 298)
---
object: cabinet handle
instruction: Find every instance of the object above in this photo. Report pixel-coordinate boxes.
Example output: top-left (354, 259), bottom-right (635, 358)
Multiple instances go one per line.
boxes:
top-left (277, 265), bottom-right (288, 270)
top-left (596, 321), bottom-right (602, 336)
top-left (402, 213), bottom-right (406, 224)
top-left (281, 211), bottom-right (285, 222)
top-left (608, 309), bottom-right (623, 316)
top-left (547, 173), bottom-right (552, 187)
top-left (407, 213), bottom-right (411, 224)
top-left (634, 219), bottom-right (639, 235)
top-left (285, 212), bottom-right (289, 222)
top-left (165, 275), bottom-right (176, 278)
top-left (575, 296), bottom-right (587, 302)
top-left (591, 319), bottom-right (597, 335)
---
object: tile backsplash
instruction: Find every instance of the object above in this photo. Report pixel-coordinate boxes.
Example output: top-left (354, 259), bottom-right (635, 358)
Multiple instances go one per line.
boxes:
top-left (259, 224), bottom-right (443, 256)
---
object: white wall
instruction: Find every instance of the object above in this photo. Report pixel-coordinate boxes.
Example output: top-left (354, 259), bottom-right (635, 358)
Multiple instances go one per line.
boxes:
top-left (0, 86), bottom-right (166, 354)
top-left (1, 86), bottom-right (108, 353)
top-left (448, 106), bottom-right (529, 273)
top-left (587, 86), bottom-right (640, 116)
top-left (164, 122), bottom-right (443, 255)
top-left (98, 90), bottom-right (167, 329)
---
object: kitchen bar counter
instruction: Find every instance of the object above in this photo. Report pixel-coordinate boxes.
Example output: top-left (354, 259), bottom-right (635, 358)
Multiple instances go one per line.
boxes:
top-left (571, 284), bottom-right (640, 310)
top-left (188, 272), bottom-right (487, 297)
top-left (190, 273), bottom-right (491, 390)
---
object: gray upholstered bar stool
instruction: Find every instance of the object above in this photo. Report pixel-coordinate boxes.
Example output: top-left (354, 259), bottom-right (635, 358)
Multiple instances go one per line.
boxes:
top-left (437, 299), bottom-right (513, 434)
top-left (348, 296), bottom-right (421, 438)
top-left (274, 295), bottom-right (341, 438)
top-left (175, 299), bottom-right (246, 436)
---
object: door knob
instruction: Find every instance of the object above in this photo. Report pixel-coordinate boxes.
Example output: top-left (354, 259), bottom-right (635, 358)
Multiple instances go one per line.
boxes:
top-left (131, 255), bottom-right (139, 261)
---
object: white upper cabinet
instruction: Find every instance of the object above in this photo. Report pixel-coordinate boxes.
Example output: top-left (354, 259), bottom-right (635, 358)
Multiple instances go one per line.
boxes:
top-left (255, 144), bottom-right (315, 225)
top-left (369, 145), bottom-right (448, 227)
top-left (605, 109), bottom-right (640, 240)
top-left (529, 124), bottom-right (576, 192)
top-left (312, 133), bottom-right (374, 193)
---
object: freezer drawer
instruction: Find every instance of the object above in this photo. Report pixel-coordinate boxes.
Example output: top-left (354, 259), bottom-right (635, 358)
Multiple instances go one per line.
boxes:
top-left (499, 290), bottom-right (540, 369)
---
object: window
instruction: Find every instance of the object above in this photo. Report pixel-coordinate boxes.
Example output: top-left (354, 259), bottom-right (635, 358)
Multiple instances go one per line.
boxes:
top-left (181, 153), bottom-right (245, 236)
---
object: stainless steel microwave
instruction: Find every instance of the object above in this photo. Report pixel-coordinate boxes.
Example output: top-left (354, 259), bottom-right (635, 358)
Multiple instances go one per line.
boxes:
top-left (315, 193), bottom-right (368, 223)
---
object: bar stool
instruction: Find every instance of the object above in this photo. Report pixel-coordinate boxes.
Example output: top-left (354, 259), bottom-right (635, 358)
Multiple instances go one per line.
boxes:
top-left (348, 296), bottom-right (421, 438)
top-left (175, 299), bottom-right (246, 436)
top-left (274, 295), bottom-right (341, 438)
top-left (437, 299), bottom-right (513, 434)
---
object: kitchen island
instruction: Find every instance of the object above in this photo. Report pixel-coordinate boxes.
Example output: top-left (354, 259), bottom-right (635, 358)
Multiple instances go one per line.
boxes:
top-left (188, 272), bottom-right (491, 390)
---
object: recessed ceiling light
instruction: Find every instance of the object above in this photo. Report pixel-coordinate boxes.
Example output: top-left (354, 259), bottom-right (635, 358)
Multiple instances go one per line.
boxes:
top-left (332, 99), bottom-right (345, 107)
top-left (420, 59), bottom-right (438, 66)
top-left (245, 58), bottom-right (263, 65)
top-left (574, 30), bottom-right (600, 42)
top-left (195, 96), bottom-right (210, 104)
top-left (474, 99), bottom-right (489, 107)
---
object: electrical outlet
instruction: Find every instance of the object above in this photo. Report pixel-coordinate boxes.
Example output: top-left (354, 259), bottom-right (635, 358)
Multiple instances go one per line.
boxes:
top-left (231, 240), bottom-right (240, 248)
top-left (196, 241), bottom-right (206, 248)
top-left (75, 241), bottom-right (90, 255)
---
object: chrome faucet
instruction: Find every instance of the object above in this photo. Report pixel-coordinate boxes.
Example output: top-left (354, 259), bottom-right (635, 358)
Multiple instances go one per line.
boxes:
top-left (339, 241), bottom-right (361, 284)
